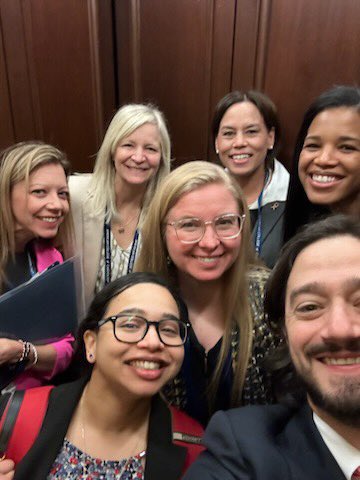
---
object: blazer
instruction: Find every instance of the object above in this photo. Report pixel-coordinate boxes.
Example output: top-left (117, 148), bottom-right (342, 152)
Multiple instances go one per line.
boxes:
top-left (69, 174), bottom-right (104, 310)
top-left (14, 378), bottom-right (201, 480)
top-left (183, 402), bottom-right (346, 480)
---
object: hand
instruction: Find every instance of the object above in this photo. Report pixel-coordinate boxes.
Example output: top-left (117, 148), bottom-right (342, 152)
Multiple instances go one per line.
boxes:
top-left (0, 339), bottom-right (23, 365)
top-left (0, 459), bottom-right (15, 479)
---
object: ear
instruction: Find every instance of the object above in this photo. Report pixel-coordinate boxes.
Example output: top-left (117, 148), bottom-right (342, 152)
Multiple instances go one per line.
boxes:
top-left (84, 329), bottom-right (97, 363)
top-left (268, 128), bottom-right (275, 149)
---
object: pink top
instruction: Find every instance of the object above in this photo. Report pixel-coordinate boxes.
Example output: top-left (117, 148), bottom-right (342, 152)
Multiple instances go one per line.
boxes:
top-left (15, 240), bottom-right (75, 390)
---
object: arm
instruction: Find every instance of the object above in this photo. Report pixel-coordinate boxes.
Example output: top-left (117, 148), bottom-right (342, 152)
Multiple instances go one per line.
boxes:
top-left (183, 411), bottom-right (251, 480)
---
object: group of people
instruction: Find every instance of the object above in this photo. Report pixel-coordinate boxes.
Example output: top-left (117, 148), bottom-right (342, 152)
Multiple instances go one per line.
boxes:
top-left (0, 83), bottom-right (359, 479)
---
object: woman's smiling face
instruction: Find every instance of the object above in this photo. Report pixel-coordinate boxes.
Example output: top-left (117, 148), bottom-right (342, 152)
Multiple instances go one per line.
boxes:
top-left (165, 183), bottom-right (242, 284)
top-left (84, 282), bottom-right (184, 399)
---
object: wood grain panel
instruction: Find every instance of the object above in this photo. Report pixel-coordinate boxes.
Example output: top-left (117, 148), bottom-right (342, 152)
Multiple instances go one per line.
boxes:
top-left (0, 6), bottom-right (15, 147)
top-left (116, 0), bottom-right (236, 165)
top-left (262, 0), bottom-right (360, 167)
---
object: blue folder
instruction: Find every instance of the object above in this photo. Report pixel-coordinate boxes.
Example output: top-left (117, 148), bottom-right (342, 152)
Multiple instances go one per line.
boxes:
top-left (0, 258), bottom-right (80, 344)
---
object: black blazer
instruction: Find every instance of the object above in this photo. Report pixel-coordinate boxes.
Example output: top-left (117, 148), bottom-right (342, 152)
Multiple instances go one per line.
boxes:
top-left (14, 379), bottom-right (188, 480)
top-left (184, 402), bottom-right (346, 480)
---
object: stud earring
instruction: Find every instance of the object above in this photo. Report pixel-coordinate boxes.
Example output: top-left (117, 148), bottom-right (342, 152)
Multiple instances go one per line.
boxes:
top-left (216, 149), bottom-right (219, 154)
top-left (87, 352), bottom-right (95, 363)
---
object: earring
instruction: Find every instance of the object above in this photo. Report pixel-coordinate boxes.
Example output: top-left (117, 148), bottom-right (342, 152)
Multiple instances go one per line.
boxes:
top-left (269, 145), bottom-right (274, 150)
top-left (216, 148), bottom-right (219, 154)
top-left (166, 255), bottom-right (172, 266)
top-left (87, 352), bottom-right (95, 363)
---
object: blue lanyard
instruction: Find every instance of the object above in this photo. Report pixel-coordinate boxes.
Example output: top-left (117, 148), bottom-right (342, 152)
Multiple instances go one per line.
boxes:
top-left (104, 222), bottom-right (140, 285)
top-left (254, 170), bottom-right (269, 255)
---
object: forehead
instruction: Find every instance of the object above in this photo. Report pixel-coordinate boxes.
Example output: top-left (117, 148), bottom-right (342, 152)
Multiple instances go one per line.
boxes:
top-left (307, 107), bottom-right (360, 138)
top-left (123, 122), bottom-right (160, 143)
top-left (285, 235), bottom-right (360, 302)
top-left (169, 183), bottom-right (239, 218)
top-left (220, 101), bottom-right (265, 127)
top-left (105, 283), bottom-right (179, 317)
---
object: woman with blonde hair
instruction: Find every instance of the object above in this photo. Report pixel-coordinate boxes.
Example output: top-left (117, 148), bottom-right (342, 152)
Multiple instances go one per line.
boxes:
top-left (0, 141), bottom-right (74, 389)
top-left (136, 161), bottom-right (279, 425)
top-left (70, 103), bottom-right (171, 309)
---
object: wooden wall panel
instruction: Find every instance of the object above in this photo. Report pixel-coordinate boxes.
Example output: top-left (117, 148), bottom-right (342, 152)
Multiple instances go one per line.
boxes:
top-left (116, 0), bottom-right (236, 165)
top-left (0, 7), bottom-right (15, 146)
top-left (0, 0), bottom-right (116, 172)
top-left (260, 0), bottom-right (360, 167)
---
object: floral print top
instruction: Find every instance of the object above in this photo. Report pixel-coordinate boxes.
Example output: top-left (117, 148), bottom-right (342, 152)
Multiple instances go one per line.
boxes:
top-left (48, 438), bottom-right (145, 479)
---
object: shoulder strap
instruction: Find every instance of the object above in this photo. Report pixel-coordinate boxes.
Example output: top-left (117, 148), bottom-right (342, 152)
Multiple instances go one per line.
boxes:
top-left (0, 391), bottom-right (24, 459)
top-left (170, 406), bottom-right (204, 472)
top-left (5, 385), bottom-right (53, 464)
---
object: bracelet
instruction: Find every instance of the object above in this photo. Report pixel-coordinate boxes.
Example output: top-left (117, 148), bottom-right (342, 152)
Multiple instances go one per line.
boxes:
top-left (18, 340), bottom-right (31, 363)
top-left (29, 343), bottom-right (38, 366)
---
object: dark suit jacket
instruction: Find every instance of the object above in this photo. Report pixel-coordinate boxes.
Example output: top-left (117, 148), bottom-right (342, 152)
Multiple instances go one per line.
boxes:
top-left (184, 402), bottom-right (346, 480)
top-left (14, 379), bottom-right (189, 480)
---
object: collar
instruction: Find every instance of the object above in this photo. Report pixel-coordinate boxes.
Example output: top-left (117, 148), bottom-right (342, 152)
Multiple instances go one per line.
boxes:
top-left (248, 159), bottom-right (289, 209)
top-left (313, 412), bottom-right (360, 480)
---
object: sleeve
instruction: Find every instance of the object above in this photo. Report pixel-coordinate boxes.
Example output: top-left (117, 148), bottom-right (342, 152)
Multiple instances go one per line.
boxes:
top-left (41, 333), bottom-right (75, 380)
top-left (183, 411), bottom-right (252, 480)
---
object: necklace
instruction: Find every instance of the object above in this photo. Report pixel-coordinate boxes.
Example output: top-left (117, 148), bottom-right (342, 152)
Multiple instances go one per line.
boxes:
top-left (116, 210), bottom-right (141, 234)
top-left (79, 388), bottom-right (146, 479)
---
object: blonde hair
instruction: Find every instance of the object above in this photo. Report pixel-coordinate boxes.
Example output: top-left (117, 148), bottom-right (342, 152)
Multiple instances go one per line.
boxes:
top-left (88, 103), bottom-right (171, 222)
top-left (136, 161), bottom-right (256, 407)
top-left (0, 141), bottom-right (74, 292)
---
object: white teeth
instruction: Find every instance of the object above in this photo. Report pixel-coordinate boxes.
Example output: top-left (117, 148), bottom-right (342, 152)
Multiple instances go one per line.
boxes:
top-left (131, 360), bottom-right (160, 370)
top-left (196, 256), bottom-right (219, 263)
top-left (312, 174), bottom-right (336, 183)
top-left (323, 357), bottom-right (360, 365)
top-left (232, 154), bottom-right (250, 160)
top-left (40, 217), bottom-right (59, 223)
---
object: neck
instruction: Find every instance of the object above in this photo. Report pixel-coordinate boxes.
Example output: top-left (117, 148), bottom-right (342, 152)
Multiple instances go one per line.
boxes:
top-left (236, 166), bottom-right (266, 205)
top-left (309, 399), bottom-right (360, 450)
top-left (178, 273), bottom-right (226, 328)
top-left (84, 374), bottom-right (151, 433)
top-left (14, 231), bottom-right (34, 253)
top-left (114, 176), bottom-right (146, 212)
top-left (331, 192), bottom-right (360, 217)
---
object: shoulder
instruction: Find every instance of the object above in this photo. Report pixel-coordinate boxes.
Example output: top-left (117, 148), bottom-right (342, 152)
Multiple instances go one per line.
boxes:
top-left (247, 266), bottom-right (270, 308)
top-left (68, 174), bottom-right (93, 200)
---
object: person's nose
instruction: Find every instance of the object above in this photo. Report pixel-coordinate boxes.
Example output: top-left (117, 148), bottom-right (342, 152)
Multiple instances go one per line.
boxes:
top-left (232, 132), bottom-right (247, 148)
top-left (131, 147), bottom-right (145, 163)
top-left (321, 301), bottom-right (359, 344)
top-left (313, 146), bottom-right (338, 168)
top-left (47, 192), bottom-right (63, 211)
top-left (198, 222), bottom-right (220, 249)
top-left (137, 324), bottom-right (164, 351)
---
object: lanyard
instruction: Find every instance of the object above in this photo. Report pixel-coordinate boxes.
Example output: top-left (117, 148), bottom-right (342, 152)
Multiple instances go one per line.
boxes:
top-left (254, 170), bottom-right (269, 255)
top-left (104, 222), bottom-right (140, 285)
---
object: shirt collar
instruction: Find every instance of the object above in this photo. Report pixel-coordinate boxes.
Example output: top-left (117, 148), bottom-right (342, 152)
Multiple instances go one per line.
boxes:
top-left (313, 412), bottom-right (360, 480)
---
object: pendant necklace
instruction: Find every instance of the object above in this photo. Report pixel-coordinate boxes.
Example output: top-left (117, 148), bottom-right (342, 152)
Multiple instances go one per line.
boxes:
top-left (117, 210), bottom-right (140, 234)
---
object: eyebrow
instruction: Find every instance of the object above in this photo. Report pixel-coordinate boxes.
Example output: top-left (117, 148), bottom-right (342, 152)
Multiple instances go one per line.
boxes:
top-left (288, 277), bottom-right (360, 307)
top-left (304, 135), bottom-right (360, 143)
top-left (117, 308), bottom-right (180, 321)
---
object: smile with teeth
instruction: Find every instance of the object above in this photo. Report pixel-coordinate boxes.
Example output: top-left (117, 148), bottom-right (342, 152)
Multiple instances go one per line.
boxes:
top-left (194, 255), bottom-right (221, 263)
top-left (322, 357), bottom-right (360, 365)
top-left (38, 216), bottom-right (61, 223)
top-left (311, 174), bottom-right (338, 183)
top-left (130, 360), bottom-right (162, 370)
top-left (231, 154), bottom-right (251, 160)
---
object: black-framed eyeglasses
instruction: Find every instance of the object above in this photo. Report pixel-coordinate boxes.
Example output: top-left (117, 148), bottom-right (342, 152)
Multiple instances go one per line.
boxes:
top-left (98, 314), bottom-right (190, 347)
top-left (167, 213), bottom-right (245, 244)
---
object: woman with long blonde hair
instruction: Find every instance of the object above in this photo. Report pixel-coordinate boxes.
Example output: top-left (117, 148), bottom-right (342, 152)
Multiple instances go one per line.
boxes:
top-left (69, 103), bottom-right (171, 309)
top-left (0, 141), bottom-right (74, 389)
top-left (136, 161), bottom-right (279, 425)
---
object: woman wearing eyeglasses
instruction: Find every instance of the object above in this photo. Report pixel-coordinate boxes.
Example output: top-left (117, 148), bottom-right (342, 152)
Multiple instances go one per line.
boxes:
top-left (136, 161), bottom-right (280, 426)
top-left (0, 273), bottom-right (203, 479)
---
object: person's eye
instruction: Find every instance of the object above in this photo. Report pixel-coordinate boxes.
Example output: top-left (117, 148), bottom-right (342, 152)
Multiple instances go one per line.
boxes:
top-left (339, 144), bottom-right (358, 152)
top-left (117, 316), bottom-right (142, 330)
top-left (246, 129), bottom-right (259, 135)
top-left (146, 146), bottom-right (158, 152)
top-left (121, 143), bottom-right (133, 148)
top-left (159, 321), bottom-right (180, 337)
top-left (31, 189), bottom-right (46, 196)
top-left (222, 130), bottom-right (235, 137)
top-left (178, 219), bottom-right (200, 231)
top-left (294, 302), bottom-right (323, 318)
top-left (58, 191), bottom-right (69, 199)
top-left (302, 142), bottom-right (320, 150)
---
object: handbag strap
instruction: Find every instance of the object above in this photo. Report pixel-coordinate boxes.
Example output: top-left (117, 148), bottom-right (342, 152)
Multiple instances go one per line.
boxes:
top-left (0, 390), bottom-right (24, 459)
